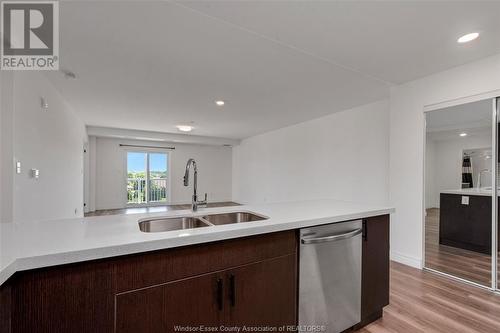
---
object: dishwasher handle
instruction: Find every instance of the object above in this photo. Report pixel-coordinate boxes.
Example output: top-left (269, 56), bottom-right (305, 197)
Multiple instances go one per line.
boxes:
top-left (301, 228), bottom-right (362, 244)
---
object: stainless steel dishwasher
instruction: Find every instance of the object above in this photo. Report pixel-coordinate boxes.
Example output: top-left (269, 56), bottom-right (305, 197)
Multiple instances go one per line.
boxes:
top-left (299, 220), bottom-right (362, 333)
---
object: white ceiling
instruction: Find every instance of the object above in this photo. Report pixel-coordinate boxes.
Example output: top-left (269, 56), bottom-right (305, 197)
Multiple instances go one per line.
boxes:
top-left (426, 127), bottom-right (491, 142)
top-left (426, 99), bottom-right (493, 132)
top-left (426, 98), bottom-right (493, 141)
top-left (46, 1), bottom-right (500, 139)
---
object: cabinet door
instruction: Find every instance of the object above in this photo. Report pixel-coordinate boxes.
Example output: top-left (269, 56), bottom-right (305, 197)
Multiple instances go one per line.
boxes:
top-left (440, 193), bottom-right (491, 253)
top-left (227, 254), bottom-right (297, 329)
top-left (360, 215), bottom-right (390, 325)
top-left (116, 272), bottom-right (224, 333)
top-left (11, 260), bottom-right (115, 333)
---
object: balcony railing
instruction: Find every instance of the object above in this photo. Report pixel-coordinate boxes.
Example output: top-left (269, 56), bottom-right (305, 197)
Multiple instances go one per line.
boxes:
top-left (127, 178), bottom-right (167, 204)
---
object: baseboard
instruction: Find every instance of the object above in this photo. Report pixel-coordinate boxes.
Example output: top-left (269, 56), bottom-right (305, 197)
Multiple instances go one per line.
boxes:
top-left (390, 251), bottom-right (422, 269)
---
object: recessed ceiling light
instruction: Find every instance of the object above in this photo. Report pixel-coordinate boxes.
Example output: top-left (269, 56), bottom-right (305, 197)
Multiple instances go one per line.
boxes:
top-left (215, 100), bottom-right (225, 106)
top-left (457, 32), bottom-right (479, 44)
top-left (459, 133), bottom-right (467, 137)
top-left (176, 125), bottom-right (193, 132)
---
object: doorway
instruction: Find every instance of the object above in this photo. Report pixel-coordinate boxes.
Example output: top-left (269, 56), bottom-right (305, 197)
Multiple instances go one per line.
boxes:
top-left (424, 97), bottom-right (499, 289)
top-left (126, 151), bottom-right (170, 205)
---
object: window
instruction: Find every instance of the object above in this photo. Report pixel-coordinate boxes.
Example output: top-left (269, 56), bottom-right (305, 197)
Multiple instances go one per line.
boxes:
top-left (127, 151), bottom-right (169, 205)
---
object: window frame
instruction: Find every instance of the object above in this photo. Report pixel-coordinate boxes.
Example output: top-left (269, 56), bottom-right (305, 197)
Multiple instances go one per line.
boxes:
top-left (124, 148), bottom-right (171, 207)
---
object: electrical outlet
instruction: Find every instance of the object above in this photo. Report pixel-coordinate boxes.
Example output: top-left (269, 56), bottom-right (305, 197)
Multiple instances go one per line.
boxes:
top-left (461, 196), bottom-right (469, 205)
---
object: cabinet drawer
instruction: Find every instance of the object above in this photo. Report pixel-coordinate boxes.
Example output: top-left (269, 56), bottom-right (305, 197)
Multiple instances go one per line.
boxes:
top-left (115, 230), bottom-right (297, 292)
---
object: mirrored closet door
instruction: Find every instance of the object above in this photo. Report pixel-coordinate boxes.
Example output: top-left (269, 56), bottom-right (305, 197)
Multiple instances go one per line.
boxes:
top-left (424, 98), bottom-right (498, 289)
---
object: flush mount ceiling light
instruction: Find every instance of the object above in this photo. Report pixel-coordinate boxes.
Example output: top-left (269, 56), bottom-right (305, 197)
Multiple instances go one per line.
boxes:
top-left (457, 32), bottom-right (479, 43)
top-left (215, 100), bottom-right (225, 106)
top-left (176, 125), bottom-right (193, 132)
top-left (460, 133), bottom-right (468, 137)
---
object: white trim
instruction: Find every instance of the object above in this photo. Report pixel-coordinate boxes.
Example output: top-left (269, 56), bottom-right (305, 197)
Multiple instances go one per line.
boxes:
top-left (83, 141), bottom-right (90, 213)
top-left (423, 89), bottom-right (500, 113)
top-left (390, 251), bottom-right (422, 269)
top-left (424, 267), bottom-right (493, 291)
top-left (88, 136), bottom-right (97, 212)
top-left (87, 126), bottom-right (240, 147)
top-left (146, 152), bottom-right (150, 203)
top-left (422, 113), bottom-right (427, 269)
top-left (493, 98), bottom-right (499, 290)
top-left (167, 148), bottom-right (172, 205)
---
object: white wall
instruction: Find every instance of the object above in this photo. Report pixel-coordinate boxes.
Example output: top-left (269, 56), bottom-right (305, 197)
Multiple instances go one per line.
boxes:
top-left (0, 73), bottom-right (2, 222)
top-left (92, 137), bottom-right (232, 210)
top-left (425, 133), bottom-right (492, 209)
top-left (232, 100), bottom-right (390, 206)
top-left (9, 72), bottom-right (87, 223)
top-left (389, 54), bottom-right (500, 268)
top-left (424, 139), bottom-right (437, 209)
top-left (0, 71), bottom-right (14, 223)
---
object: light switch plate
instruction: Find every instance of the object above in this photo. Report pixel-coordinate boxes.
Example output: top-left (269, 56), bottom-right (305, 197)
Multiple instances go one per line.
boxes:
top-left (31, 169), bottom-right (40, 179)
top-left (461, 196), bottom-right (469, 205)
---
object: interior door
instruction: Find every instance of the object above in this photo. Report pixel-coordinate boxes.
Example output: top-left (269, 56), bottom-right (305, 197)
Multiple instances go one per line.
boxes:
top-left (226, 255), bottom-right (297, 329)
top-left (424, 98), bottom-right (495, 288)
top-left (115, 272), bottom-right (224, 333)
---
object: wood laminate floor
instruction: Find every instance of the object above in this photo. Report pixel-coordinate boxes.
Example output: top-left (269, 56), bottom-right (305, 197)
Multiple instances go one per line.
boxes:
top-left (425, 208), bottom-right (494, 287)
top-left (84, 201), bottom-right (240, 217)
top-left (359, 261), bottom-right (500, 333)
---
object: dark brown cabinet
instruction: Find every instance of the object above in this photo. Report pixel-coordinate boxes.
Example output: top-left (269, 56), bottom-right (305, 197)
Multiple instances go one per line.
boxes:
top-left (7, 260), bottom-right (115, 333)
top-left (0, 231), bottom-right (298, 333)
top-left (115, 254), bottom-right (297, 333)
top-left (114, 232), bottom-right (298, 332)
top-left (116, 272), bottom-right (223, 333)
top-left (440, 193), bottom-right (493, 254)
top-left (0, 216), bottom-right (390, 333)
top-left (227, 255), bottom-right (297, 328)
top-left (358, 215), bottom-right (390, 327)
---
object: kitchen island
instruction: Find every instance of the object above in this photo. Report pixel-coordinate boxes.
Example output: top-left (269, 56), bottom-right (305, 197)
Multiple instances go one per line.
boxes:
top-left (0, 200), bottom-right (393, 333)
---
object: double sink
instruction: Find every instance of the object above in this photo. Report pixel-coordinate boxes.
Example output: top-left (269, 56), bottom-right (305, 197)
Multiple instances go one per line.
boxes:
top-left (139, 211), bottom-right (269, 233)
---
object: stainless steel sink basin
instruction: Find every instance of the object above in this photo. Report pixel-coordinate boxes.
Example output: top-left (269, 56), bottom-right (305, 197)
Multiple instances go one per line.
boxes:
top-left (201, 212), bottom-right (268, 225)
top-left (139, 211), bottom-right (269, 232)
top-left (139, 217), bottom-right (210, 233)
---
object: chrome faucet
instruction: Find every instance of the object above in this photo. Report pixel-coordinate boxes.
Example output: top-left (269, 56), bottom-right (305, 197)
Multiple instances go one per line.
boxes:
top-left (183, 158), bottom-right (207, 211)
top-left (477, 169), bottom-right (491, 189)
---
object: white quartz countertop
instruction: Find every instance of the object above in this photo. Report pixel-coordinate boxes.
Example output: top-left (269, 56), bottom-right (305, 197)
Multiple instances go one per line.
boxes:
top-left (441, 188), bottom-right (497, 196)
top-left (0, 199), bottom-right (394, 286)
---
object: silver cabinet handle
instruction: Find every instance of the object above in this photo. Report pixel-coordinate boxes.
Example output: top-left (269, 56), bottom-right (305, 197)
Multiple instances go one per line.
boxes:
top-left (301, 228), bottom-right (362, 244)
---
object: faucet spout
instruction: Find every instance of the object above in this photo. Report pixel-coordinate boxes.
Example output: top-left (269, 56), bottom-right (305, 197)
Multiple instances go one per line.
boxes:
top-left (183, 159), bottom-right (207, 211)
top-left (184, 158), bottom-right (196, 187)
